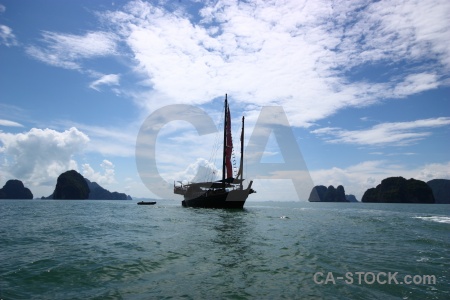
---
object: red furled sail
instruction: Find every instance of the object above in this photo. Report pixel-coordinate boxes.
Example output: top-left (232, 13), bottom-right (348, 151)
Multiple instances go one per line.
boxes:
top-left (236, 116), bottom-right (244, 180)
top-left (225, 103), bottom-right (233, 179)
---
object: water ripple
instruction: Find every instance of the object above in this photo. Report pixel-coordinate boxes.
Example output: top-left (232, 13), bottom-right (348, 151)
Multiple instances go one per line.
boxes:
top-left (0, 201), bottom-right (448, 299)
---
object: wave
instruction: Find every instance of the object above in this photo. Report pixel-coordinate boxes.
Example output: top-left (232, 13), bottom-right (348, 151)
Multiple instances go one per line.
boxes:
top-left (414, 216), bottom-right (450, 224)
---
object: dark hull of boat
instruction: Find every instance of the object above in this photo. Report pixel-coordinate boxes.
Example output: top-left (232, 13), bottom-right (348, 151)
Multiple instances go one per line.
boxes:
top-left (181, 189), bottom-right (249, 209)
top-left (137, 201), bottom-right (156, 205)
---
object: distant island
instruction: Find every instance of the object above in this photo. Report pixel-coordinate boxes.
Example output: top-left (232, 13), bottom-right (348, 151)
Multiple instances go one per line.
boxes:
top-left (308, 185), bottom-right (357, 202)
top-left (0, 179), bottom-right (33, 199)
top-left (2, 172), bottom-right (449, 203)
top-left (362, 177), bottom-right (434, 203)
top-left (345, 194), bottom-right (358, 202)
top-left (42, 170), bottom-right (132, 200)
top-left (0, 170), bottom-right (132, 200)
top-left (308, 177), bottom-right (450, 204)
top-left (53, 170), bottom-right (90, 200)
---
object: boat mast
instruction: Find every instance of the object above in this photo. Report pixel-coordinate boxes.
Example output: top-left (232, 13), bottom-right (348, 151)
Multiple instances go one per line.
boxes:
top-left (222, 94), bottom-right (227, 188)
top-left (240, 116), bottom-right (244, 189)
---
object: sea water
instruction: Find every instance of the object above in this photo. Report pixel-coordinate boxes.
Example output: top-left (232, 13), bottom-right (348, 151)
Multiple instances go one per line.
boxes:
top-left (0, 200), bottom-right (449, 299)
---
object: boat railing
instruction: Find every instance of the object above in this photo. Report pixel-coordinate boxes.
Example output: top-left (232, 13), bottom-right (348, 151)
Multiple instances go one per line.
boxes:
top-left (174, 184), bottom-right (188, 195)
top-left (174, 181), bottom-right (243, 195)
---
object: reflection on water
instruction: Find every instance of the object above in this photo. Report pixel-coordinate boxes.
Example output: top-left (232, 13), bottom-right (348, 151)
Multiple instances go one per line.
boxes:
top-left (213, 210), bottom-right (253, 268)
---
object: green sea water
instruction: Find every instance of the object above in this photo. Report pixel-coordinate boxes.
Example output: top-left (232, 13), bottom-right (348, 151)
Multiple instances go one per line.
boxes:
top-left (1, 200), bottom-right (449, 299)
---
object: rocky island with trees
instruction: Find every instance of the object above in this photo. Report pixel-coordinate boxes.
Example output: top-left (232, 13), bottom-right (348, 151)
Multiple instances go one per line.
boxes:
top-left (309, 177), bottom-right (450, 204)
top-left (0, 170), bottom-right (131, 200)
top-left (308, 185), bottom-right (357, 202)
top-left (0, 179), bottom-right (33, 199)
top-left (42, 170), bottom-right (132, 200)
top-left (361, 177), bottom-right (434, 203)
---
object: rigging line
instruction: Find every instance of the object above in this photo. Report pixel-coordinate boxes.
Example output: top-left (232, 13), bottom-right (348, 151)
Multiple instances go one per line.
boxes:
top-left (207, 132), bottom-right (220, 182)
top-left (230, 126), bottom-right (241, 177)
top-left (206, 104), bottom-right (225, 183)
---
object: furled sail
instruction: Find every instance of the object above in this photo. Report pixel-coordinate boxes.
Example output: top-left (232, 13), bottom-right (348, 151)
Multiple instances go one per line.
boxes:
top-left (235, 122), bottom-right (243, 180)
top-left (225, 103), bottom-right (233, 179)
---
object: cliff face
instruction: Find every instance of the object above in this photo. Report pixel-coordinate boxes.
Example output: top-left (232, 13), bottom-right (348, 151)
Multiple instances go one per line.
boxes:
top-left (427, 179), bottom-right (450, 204)
top-left (0, 180), bottom-right (33, 199)
top-left (362, 177), bottom-right (434, 203)
top-left (308, 185), bottom-right (326, 202)
top-left (308, 185), bottom-right (348, 202)
top-left (53, 170), bottom-right (90, 200)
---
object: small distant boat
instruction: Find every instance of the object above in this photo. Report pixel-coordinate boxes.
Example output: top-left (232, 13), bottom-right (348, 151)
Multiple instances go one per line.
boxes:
top-left (137, 201), bottom-right (156, 205)
top-left (174, 94), bottom-right (255, 208)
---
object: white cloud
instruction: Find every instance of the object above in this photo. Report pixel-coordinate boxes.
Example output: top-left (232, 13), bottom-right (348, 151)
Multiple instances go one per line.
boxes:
top-left (0, 119), bottom-right (23, 127)
top-left (311, 117), bottom-right (450, 146)
top-left (415, 161), bottom-right (450, 181)
top-left (364, 0), bottom-right (450, 70)
top-left (57, 121), bottom-right (136, 157)
top-left (89, 74), bottom-right (120, 91)
top-left (169, 158), bottom-right (220, 184)
top-left (82, 159), bottom-right (116, 185)
top-left (0, 4), bottom-right (5, 13)
top-left (98, 0), bottom-right (450, 127)
top-left (0, 24), bottom-right (17, 47)
top-left (26, 31), bottom-right (117, 70)
top-left (393, 73), bottom-right (440, 97)
top-left (0, 127), bottom-right (89, 187)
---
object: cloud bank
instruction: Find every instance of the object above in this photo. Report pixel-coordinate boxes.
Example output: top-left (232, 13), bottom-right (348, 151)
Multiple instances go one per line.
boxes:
top-left (99, 0), bottom-right (450, 126)
top-left (21, 0), bottom-right (450, 127)
top-left (0, 127), bottom-right (89, 187)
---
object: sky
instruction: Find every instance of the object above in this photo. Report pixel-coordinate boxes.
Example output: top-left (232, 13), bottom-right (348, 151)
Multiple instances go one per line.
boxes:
top-left (0, 0), bottom-right (449, 201)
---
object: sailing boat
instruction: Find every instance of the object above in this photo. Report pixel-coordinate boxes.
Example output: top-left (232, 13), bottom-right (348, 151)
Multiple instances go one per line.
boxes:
top-left (174, 94), bottom-right (255, 208)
